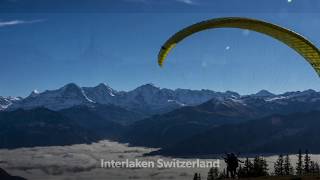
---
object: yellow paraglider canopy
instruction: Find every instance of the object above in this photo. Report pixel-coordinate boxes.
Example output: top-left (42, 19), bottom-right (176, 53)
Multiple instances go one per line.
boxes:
top-left (158, 17), bottom-right (320, 76)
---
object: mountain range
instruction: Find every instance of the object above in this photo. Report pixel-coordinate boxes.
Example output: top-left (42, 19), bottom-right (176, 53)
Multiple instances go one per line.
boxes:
top-left (2, 83), bottom-right (320, 155)
top-left (121, 90), bottom-right (320, 149)
top-left (0, 96), bottom-right (21, 111)
top-left (4, 83), bottom-right (241, 115)
top-left (3, 83), bottom-right (320, 115)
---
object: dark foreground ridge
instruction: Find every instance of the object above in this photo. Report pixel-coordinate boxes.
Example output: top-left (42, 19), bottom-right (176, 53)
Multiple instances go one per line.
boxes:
top-left (0, 167), bottom-right (27, 180)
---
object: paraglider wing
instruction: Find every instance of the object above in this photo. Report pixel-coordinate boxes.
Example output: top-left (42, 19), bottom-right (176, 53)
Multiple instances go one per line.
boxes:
top-left (158, 17), bottom-right (320, 76)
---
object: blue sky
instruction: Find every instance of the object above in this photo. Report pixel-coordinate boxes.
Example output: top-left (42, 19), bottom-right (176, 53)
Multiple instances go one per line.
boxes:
top-left (0, 0), bottom-right (320, 97)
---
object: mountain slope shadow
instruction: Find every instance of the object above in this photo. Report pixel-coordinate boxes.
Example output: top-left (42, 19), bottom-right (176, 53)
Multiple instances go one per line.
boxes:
top-left (150, 111), bottom-right (320, 157)
top-left (0, 108), bottom-right (98, 149)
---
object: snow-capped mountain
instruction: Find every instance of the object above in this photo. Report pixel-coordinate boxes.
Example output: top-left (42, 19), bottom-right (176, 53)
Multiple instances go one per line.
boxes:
top-left (9, 83), bottom-right (94, 111)
top-left (174, 89), bottom-right (239, 105)
top-left (112, 84), bottom-right (242, 114)
top-left (3, 83), bottom-right (320, 115)
top-left (251, 90), bottom-right (275, 98)
top-left (82, 83), bottom-right (118, 105)
top-left (4, 83), bottom-right (239, 113)
top-left (0, 97), bottom-right (12, 110)
top-left (115, 84), bottom-right (177, 114)
top-left (200, 97), bottom-right (256, 116)
top-left (203, 90), bottom-right (320, 117)
top-left (29, 89), bottom-right (40, 98)
top-left (0, 96), bottom-right (21, 110)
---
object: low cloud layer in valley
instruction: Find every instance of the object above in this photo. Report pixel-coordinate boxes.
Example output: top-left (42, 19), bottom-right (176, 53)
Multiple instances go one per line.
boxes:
top-left (0, 141), bottom-right (213, 180)
top-left (1, 141), bottom-right (320, 180)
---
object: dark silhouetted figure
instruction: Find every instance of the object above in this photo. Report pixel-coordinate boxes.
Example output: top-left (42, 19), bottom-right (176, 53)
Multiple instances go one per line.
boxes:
top-left (207, 167), bottom-right (219, 180)
top-left (238, 157), bottom-right (254, 177)
top-left (224, 153), bottom-right (243, 179)
top-left (193, 173), bottom-right (201, 180)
